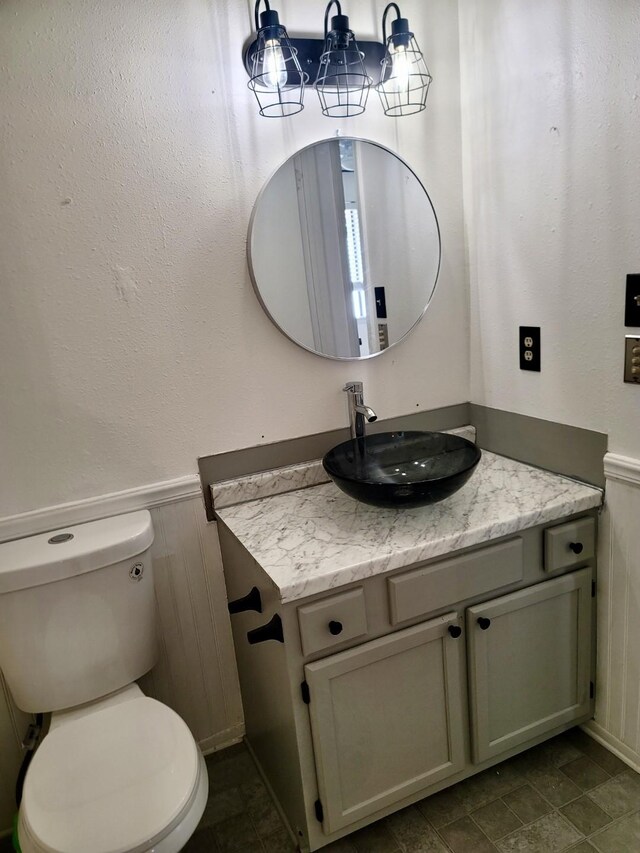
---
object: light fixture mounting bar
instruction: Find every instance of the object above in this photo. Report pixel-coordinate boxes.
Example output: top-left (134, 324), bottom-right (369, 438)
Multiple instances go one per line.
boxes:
top-left (244, 37), bottom-right (386, 86)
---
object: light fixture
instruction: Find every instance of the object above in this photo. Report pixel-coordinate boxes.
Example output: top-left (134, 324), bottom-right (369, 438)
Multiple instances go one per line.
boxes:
top-left (242, 3), bottom-right (431, 119)
top-left (247, 1), bottom-right (306, 118)
top-left (314, 2), bottom-right (372, 118)
top-left (377, 3), bottom-right (432, 117)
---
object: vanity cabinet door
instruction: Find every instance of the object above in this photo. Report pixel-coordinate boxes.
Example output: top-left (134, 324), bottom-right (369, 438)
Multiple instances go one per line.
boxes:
top-left (467, 567), bottom-right (592, 764)
top-left (304, 612), bottom-right (466, 835)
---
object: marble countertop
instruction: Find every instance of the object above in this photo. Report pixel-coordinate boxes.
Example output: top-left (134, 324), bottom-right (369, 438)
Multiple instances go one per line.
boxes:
top-left (216, 451), bottom-right (603, 603)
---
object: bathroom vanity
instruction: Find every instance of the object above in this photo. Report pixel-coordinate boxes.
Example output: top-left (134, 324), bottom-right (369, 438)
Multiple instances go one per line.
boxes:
top-left (215, 449), bottom-right (602, 852)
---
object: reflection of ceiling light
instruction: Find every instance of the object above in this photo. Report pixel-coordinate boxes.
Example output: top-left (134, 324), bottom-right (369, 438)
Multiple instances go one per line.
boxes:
top-left (242, 1), bottom-right (431, 119)
top-left (377, 4), bottom-right (432, 117)
top-left (339, 138), bottom-right (356, 171)
top-left (351, 290), bottom-right (367, 321)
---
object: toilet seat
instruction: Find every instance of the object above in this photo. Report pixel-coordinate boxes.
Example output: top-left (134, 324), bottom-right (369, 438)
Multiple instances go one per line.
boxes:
top-left (19, 696), bottom-right (206, 853)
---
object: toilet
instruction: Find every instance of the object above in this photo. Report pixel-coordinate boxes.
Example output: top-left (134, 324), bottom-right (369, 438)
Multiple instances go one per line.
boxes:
top-left (0, 510), bottom-right (208, 853)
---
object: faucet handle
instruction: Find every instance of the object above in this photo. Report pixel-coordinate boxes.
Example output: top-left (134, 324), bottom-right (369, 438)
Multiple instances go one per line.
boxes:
top-left (343, 381), bottom-right (363, 393)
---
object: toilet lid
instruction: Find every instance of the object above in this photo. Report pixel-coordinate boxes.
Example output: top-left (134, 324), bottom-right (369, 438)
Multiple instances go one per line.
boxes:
top-left (21, 697), bottom-right (201, 853)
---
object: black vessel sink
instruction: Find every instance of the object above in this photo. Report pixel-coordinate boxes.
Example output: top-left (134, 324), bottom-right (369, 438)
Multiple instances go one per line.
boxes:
top-left (322, 431), bottom-right (482, 509)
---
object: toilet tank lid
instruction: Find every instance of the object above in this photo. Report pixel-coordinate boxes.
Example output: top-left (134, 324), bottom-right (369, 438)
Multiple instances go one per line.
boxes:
top-left (0, 511), bottom-right (154, 594)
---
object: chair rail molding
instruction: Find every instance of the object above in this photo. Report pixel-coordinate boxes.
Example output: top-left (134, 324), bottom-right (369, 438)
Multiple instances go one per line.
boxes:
top-left (603, 452), bottom-right (640, 487)
top-left (0, 474), bottom-right (203, 544)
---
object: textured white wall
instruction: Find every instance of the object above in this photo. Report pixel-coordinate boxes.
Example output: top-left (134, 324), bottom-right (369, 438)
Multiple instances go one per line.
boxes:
top-left (458, 0), bottom-right (640, 776)
top-left (0, 0), bottom-right (468, 518)
top-left (459, 0), bottom-right (640, 457)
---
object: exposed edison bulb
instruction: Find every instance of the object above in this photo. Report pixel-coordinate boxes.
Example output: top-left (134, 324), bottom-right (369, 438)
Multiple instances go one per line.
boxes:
top-left (263, 38), bottom-right (287, 89)
top-left (388, 43), bottom-right (411, 92)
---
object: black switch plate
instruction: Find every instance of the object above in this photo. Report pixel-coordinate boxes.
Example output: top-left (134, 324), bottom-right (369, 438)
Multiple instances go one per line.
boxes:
top-left (625, 275), bottom-right (640, 327)
top-left (519, 326), bottom-right (541, 371)
top-left (374, 286), bottom-right (387, 319)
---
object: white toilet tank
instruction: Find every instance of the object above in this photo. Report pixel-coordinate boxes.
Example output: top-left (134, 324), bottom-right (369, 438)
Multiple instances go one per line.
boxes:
top-left (0, 511), bottom-right (157, 713)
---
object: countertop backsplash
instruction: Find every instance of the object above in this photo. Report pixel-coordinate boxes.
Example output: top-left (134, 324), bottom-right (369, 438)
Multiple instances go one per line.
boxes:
top-left (211, 426), bottom-right (477, 511)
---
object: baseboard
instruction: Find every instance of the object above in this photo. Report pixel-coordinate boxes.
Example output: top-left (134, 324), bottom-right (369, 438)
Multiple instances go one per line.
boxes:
top-left (198, 723), bottom-right (245, 756)
top-left (581, 720), bottom-right (640, 774)
top-left (0, 474), bottom-right (202, 544)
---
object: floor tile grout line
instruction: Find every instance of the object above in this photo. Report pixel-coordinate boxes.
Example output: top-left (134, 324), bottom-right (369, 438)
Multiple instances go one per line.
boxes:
top-left (385, 813), bottom-right (453, 853)
top-left (499, 784), bottom-right (558, 828)
top-left (420, 782), bottom-right (555, 835)
top-left (467, 796), bottom-right (525, 842)
top-left (469, 814), bottom-right (508, 849)
top-left (521, 767), bottom-right (627, 817)
top-left (434, 815), bottom-right (498, 853)
top-left (197, 734), bottom-right (640, 853)
top-left (584, 806), bottom-right (640, 844)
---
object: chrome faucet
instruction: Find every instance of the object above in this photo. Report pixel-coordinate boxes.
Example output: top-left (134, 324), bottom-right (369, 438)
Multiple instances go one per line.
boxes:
top-left (343, 381), bottom-right (378, 440)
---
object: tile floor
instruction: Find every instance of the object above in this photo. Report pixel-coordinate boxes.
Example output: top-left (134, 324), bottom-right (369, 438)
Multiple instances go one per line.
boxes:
top-left (0, 727), bottom-right (637, 853)
top-left (183, 728), bottom-right (640, 853)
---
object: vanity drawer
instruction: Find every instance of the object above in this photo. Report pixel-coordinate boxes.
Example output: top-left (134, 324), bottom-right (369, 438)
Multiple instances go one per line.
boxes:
top-left (388, 538), bottom-right (524, 625)
top-left (298, 588), bottom-right (368, 656)
top-left (544, 517), bottom-right (595, 573)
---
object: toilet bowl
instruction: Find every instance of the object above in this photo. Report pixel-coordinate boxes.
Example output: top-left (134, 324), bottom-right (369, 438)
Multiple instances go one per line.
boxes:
top-left (0, 511), bottom-right (208, 853)
top-left (17, 685), bottom-right (208, 853)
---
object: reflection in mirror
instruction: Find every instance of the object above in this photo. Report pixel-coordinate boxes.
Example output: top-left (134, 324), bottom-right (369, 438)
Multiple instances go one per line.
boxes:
top-left (249, 138), bottom-right (441, 360)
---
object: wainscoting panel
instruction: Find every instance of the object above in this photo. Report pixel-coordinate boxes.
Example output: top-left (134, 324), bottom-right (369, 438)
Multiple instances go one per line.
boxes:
top-left (140, 498), bottom-right (244, 752)
top-left (584, 453), bottom-right (640, 772)
top-left (0, 673), bottom-right (32, 835)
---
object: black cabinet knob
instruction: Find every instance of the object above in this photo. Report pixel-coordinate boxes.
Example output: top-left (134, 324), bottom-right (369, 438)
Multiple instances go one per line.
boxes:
top-left (477, 617), bottom-right (491, 630)
top-left (569, 542), bottom-right (584, 555)
top-left (247, 614), bottom-right (284, 645)
top-left (228, 586), bottom-right (263, 615)
top-left (328, 620), bottom-right (343, 636)
top-left (448, 625), bottom-right (462, 639)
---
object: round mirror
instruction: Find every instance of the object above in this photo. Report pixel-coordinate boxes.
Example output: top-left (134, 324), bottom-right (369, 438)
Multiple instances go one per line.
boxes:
top-left (248, 138), bottom-right (441, 360)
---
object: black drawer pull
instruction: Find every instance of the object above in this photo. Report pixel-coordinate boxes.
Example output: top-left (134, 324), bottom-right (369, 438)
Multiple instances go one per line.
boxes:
top-left (569, 542), bottom-right (584, 555)
top-left (328, 620), bottom-right (343, 636)
top-left (448, 625), bottom-right (462, 639)
top-left (228, 586), bottom-right (263, 615)
top-left (477, 617), bottom-right (491, 630)
top-left (247, 614), bottom-right (284, 645)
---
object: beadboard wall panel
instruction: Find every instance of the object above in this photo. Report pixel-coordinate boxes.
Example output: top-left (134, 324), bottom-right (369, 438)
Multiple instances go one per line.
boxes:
top-left (140, 498), bottom-right (244, 751)
top-left (584, 454), bottom-right (640, 772)
top-left (0, 673), bottom-right (32, 835)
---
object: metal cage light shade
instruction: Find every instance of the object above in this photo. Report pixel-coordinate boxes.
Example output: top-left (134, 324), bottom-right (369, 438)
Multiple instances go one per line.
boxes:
top-left (315, 1), bottom-right (372, 118)
top-left (377, 3), bottom-right (432, 117)
top-left (248, 0), bottom-right (306, 118)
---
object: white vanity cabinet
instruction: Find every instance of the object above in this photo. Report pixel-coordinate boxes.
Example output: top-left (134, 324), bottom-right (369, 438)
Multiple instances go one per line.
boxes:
top-left (467, 567), bottom-right (593, 764)
top-left (218, 511), bottom-right (597, 853)
top-left (305, 612), bottom-right (466, 835)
